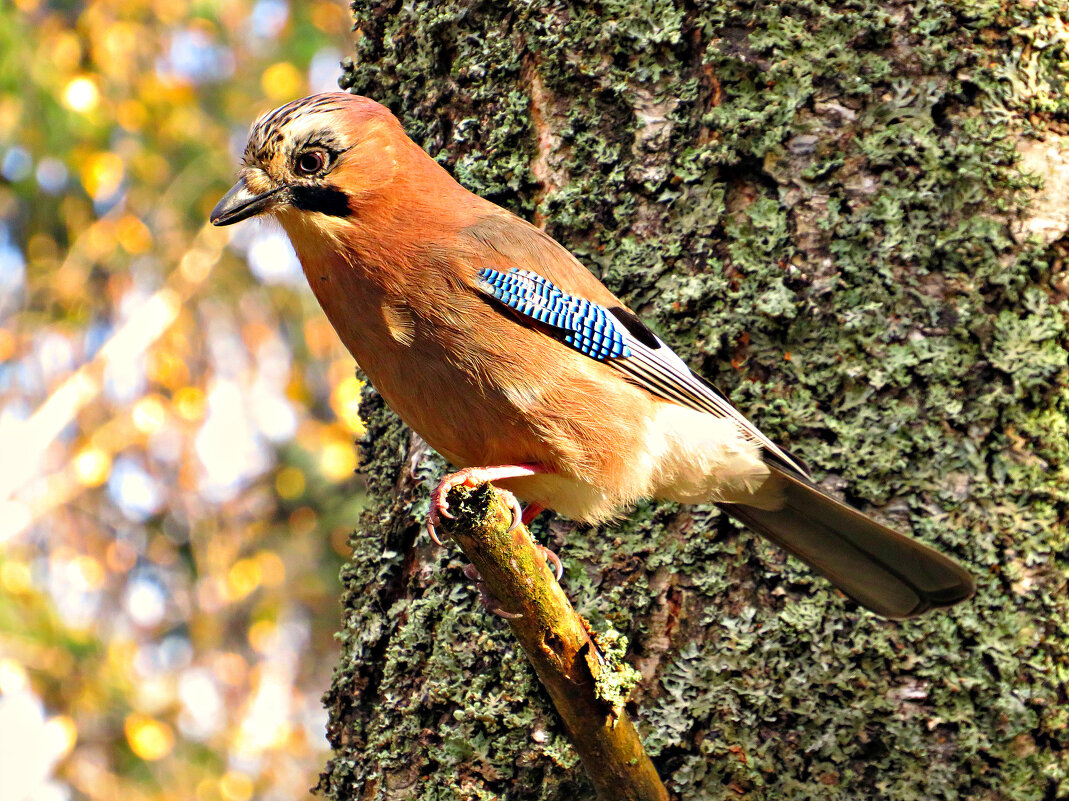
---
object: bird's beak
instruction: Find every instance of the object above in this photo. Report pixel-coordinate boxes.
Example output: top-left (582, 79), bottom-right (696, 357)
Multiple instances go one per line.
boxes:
top-left (210, 179), bottom-right (283, 226)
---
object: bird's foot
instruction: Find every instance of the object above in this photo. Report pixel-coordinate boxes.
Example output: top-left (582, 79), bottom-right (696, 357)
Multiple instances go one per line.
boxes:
top-left (463, 564), bottom-right (523, 619)
top-left (462, 540), bottom-right (562, 618)
top-left (426, 464), bottom-right (545, 546)
top-left (534, 542), bottom-right (563, 581)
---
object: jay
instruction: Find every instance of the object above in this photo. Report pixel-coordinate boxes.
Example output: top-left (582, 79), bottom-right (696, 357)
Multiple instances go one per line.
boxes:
top-left (211, 92), bottom-right (974, 619)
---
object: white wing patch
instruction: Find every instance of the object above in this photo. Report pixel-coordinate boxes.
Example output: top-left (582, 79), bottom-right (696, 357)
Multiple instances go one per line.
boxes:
top-left (604, 332), bottom-right (808, 477)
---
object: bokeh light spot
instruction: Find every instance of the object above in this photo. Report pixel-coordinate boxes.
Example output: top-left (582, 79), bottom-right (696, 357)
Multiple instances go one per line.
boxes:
top-left (227, 558), bottom-right (261, 601)
top-left (261, 61), bottom-right (302, 100)
top-left (179, 248), bottom-right (218, 283)
top-left (320, 439), bottom-right (356, 481)
top-left (85, 219), bottom-right (116, 259)
top-left (255, 550), bottom-right (285, 587)
top-left (71, 555), bottom-right (105, 591)
top-left (117, 99), bottom-right (148, 131)
top-left (148, 350), bottom-right (190, 390)
top-left (51, 31), bottom-right (82, 70)
top-left (310, 1), bottom-right (345, 33)
top-left (212, 652), bottom-right (248, 687)
top-left (173, 386), bottom-right (206, 421)
top-left (132, 394), bottom-right (168, 434)
top-left (220, 771), bottom-right (254, 801)
top-left (80, 152), bottom-right (124, 199)
top-left (288, 506), bottom-right (317, 536)
top-left (274, 466), bottom-right (304, 500)
top-left (0, 327), bottom-right (15, 361)
top-left (330, 526), bottom-right (352, 557)
top-left (329, 376), bottom-right (365, 435)
top-left (116, 215), bottom-right (152, 254)
top-left (1, 560), bottom-right (32, 594)
top-left (196, 779), bottom-right (224, 801)
top-left (73, 446), bottom-right (112, 487)
top-left (62, 76), bottom-right (100, 113)
top-left (124, 714), bottom-right (175, 761)
top-left (0, 659), bottom-right (29, 694)
top-left (105, 540), bottom-right (138, 573)
top-left (45, 715), bottom-right (78, 760)
top-left (248, 620), bottom-right (277, 654)
top-left (124, 574), bottom-right (168, 627)
top-left (0, 502), bottom-right (31, 545)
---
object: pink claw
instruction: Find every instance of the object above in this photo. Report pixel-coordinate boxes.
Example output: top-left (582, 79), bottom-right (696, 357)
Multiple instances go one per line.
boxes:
top-left (513, 504), bottom-right (560, 580)
top-left (426, 518), bottom-right (451, 548)
top-left (504, 493), bottom-right (525, 533)
top-left (535, 543), bottom-right (564, 581)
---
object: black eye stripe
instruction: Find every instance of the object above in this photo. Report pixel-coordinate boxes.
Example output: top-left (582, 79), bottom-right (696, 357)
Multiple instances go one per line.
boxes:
top-left (289, 185), bottom-right (351, 217)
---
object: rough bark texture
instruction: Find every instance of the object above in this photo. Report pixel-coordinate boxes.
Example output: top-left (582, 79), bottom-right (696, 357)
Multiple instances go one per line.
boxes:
top-left (319, 2), bottom-right (1069, 799)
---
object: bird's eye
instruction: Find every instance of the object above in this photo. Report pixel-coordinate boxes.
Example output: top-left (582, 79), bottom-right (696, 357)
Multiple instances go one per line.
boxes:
top-left (294, 151), bottom-right (326, 176)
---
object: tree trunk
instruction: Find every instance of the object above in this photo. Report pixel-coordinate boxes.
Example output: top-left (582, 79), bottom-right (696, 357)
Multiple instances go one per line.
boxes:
top-left (319, 2), bottom-right (1069, 799)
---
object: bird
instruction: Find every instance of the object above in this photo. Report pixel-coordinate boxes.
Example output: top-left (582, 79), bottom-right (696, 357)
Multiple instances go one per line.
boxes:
top-left (211, 92), bottom-right (975, 620)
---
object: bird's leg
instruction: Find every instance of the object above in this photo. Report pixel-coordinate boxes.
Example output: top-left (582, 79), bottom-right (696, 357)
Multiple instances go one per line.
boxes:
top-left (426, 463), bottom-right (546, 545)
top-left (521, 502), bottom-right (544, 526)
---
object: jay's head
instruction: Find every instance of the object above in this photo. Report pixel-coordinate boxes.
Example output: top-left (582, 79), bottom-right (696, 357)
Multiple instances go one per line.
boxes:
top-left (210, 93), bottom-right (404, 230)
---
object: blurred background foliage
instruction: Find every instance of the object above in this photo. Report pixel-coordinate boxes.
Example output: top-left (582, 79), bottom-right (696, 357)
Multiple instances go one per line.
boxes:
top-left (0, 2), bottom-right (362, 800)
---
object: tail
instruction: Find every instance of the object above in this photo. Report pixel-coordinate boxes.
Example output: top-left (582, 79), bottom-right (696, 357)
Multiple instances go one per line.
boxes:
top-left (718, 464), bottom-right (975, 619)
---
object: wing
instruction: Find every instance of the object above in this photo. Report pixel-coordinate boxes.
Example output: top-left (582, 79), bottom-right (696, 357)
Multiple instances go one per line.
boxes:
top-left (475, 266), bottom-right (810, 478)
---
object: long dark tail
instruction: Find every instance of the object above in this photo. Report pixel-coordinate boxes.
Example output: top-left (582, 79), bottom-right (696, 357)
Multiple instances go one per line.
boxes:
top-left (718, 465), bottom-right (975, 619)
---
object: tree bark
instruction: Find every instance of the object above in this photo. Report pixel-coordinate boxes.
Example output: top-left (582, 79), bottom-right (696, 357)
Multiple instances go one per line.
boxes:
top-left (319, 2), bottom-right (1069, 799)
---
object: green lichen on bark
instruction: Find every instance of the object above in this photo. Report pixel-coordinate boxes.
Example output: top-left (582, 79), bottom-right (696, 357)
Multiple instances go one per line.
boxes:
top-left (320, 1), bottom-right (1069, 799)
top-left (590, 628), bottom-right (643, 718)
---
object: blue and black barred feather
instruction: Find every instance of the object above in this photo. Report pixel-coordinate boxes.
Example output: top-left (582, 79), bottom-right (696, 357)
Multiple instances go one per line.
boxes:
top-left (477, 268), bottom-right (631, 361)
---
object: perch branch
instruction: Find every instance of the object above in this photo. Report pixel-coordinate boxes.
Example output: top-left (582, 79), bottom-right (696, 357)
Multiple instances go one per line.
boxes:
top-left (442, 483), bottom-right (669, 801)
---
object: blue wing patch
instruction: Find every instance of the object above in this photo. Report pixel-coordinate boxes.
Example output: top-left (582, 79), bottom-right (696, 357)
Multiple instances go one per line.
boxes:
top-left (476, 268), bottom-right (631, 361)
